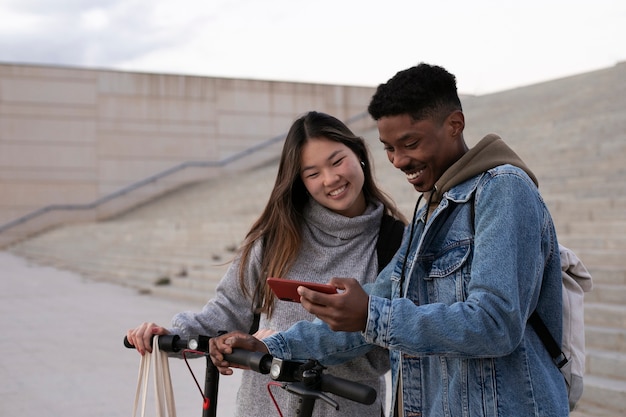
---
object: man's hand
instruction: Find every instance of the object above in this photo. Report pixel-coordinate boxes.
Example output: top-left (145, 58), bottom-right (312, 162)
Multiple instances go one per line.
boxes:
top-left (209, 331), bottom-right (269, 375)
top-left (298, 277), bottom-right (369, 332)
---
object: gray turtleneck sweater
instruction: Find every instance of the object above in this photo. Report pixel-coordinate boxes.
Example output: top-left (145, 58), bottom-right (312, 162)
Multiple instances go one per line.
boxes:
top-left (171, 199), bottom-right (390, 416)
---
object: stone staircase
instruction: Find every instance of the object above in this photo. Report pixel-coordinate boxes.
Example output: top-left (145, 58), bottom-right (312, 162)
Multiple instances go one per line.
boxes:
top-left (7, 62), bottom-right (626, 415)
top-left (7, 159), bottom-right (281, 300)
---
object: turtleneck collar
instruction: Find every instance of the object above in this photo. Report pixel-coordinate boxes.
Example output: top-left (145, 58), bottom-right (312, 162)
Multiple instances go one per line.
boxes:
top-left (303, 198), bottom-right (384, 241)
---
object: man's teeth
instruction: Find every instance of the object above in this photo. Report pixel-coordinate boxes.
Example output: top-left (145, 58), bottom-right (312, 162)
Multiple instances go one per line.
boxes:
top-left (406, 170), bottom-right (423, 180)
top-left (329, 186), bottom-right (346, 196)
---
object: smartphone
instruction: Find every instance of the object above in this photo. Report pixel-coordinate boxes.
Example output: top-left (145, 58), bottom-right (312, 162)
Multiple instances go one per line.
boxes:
top-left (267, 277), bottom-right (337, 302)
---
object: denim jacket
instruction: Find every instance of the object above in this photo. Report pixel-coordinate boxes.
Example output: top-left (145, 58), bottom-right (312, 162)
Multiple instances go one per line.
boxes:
top-left (264, 165), bottom-right (569, 417)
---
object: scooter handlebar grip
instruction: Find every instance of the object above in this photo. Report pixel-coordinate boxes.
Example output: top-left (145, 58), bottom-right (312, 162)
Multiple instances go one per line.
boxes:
top-left (320, 374), bottom-right (377, 405)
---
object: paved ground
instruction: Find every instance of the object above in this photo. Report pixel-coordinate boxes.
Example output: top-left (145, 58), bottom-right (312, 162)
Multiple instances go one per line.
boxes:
top-left (0, 251), bottom-right (241, 417)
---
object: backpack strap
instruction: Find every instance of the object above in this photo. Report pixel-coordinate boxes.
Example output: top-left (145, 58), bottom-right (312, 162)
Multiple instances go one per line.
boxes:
top-left (529, 311), bottom-right (568, 368)
top-left (377, 214), bottom-right (405, 273)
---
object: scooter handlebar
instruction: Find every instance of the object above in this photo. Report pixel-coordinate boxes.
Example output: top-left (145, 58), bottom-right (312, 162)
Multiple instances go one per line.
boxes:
top-left (123, 334), bottom-right (188, 352)
top-left (123, 336), bottom-right (377, 406)
top-left (320, 373), bottom-right (376, 405)
top-left (223, 349), bottom-right (272, 374)
top-left (222, 348), bottom-right (376, 405)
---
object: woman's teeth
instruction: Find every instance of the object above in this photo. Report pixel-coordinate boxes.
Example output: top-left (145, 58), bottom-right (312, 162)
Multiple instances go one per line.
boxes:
top-left (329, 185), bottom-right (346, 196)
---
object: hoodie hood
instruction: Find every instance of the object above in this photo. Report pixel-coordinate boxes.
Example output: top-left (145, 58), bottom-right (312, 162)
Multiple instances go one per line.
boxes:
top-left (430, 134), bottom-right (538, 205)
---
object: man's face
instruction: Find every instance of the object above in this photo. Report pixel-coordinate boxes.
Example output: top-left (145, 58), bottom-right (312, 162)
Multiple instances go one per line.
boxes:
top-left (377, 113), bottom-right (463, 192)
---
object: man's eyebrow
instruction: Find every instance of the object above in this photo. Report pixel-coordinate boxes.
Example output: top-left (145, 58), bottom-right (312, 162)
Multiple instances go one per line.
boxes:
top-left (379, 133), bottom-right (413, 144)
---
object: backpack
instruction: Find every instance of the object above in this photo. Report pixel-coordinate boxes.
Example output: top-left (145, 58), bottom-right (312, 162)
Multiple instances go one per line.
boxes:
top-left (530, 244), bottom-right (593, 411)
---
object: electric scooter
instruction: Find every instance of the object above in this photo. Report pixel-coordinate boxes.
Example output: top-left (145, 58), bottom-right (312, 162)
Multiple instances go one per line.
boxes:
top-left (124, 334), bottom-right (376, 417)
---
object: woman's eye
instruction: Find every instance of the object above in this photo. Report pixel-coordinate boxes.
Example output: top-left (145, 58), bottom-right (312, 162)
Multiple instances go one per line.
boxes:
top-left (405, 141), bottom-right (418, 149)
top-left (332, 157), bottom-right (344, 166)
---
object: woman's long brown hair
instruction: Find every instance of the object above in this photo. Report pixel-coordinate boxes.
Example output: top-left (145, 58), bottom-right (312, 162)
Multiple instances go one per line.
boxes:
top-left (237, 111), bottom-right (406, 318)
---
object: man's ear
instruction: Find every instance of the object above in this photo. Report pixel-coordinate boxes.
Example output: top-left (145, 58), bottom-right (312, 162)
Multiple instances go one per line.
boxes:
top-left (447, 110), bottom-right (465, 138)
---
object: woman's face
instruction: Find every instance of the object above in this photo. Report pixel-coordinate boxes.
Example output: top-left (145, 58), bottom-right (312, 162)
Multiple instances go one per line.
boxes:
top-left (299, 137), bottom-right (366, 218)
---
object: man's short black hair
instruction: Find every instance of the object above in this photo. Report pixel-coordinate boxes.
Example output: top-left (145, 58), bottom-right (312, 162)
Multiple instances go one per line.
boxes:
top-left (368, 63), bottom-right (462, 123)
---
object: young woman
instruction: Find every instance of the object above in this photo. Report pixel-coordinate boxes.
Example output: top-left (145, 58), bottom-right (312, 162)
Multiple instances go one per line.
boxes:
top-left (126, 111), bottom-right (406, 416)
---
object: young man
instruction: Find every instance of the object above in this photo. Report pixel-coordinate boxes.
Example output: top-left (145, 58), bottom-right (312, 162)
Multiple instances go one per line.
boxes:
top-left (211, 63), bottom-right (568, 416)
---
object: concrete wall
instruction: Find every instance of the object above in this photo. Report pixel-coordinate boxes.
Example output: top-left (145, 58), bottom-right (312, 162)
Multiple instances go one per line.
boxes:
top-left (0, 63), bottom-right (376, 247)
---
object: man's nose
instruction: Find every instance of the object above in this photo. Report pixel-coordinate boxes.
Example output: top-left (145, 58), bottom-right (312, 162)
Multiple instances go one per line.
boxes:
top-left (390, 150), bottom-right (409, 169)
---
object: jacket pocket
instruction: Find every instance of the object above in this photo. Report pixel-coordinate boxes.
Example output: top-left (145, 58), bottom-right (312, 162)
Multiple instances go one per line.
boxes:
top-left (423, 240), bottom-right (472, 304)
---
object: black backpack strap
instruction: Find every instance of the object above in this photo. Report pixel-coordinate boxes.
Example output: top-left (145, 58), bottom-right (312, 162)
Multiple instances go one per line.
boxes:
top-left (377, 214), bottom-right (405, 273)
top-left (249, 312), bottom-right (261, 335)
top-left (529, 311), bottom-right (568, 368)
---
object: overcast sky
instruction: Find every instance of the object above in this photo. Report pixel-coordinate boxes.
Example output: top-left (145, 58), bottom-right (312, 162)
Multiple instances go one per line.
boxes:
top-left (0, 0), bottom-right (624, 95)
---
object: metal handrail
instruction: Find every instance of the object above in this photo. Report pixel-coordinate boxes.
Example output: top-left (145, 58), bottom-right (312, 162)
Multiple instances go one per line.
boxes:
top-left (0, 111), bottom-right (370, 234)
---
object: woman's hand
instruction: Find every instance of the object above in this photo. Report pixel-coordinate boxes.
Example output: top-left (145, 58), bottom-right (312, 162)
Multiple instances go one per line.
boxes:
top-left (126, 322), bottom-right (170, 355)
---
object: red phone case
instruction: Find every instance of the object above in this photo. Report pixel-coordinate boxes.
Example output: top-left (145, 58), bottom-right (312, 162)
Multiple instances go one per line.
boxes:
top-left (267, 277), bottom-right (337, 302)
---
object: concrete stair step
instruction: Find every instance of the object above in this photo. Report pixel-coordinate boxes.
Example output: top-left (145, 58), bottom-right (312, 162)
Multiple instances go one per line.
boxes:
top-left (16, 249), bottom-right (187, 289)
top-left (546, 197), bottom-right (626, 222)
top-left (555, 185), bottom-right (626, 199)
top-left (571, 400), bottom-right (624, 417)
top-left (585, 325), bottom-right (626, 353)
top-left (70, 260), bottom-right (165, 286)
top-left (560, 220), bottom-right (626, 237)
top-left (569, 248), bottom-right (626, 269)
top-left (553, 209), bottom-right (626, 224)
top-left (82, 259), bottom-right (223, 289)
top-left (167, 277), bottom-right (220, 293)
top-left (542, 183), bottom-right (626, 200)
top-left (25, 255), bottom-right (165, 292)
top-left (585, 303), bottom-right (626, 328)
top-left (584, 267), bottom-right (626, 285)
top-left (12, 231), bottom-right (235, 269)
top-left (72, 257), bottom-right (226, 301)
top-left (559, 235), bottom-right (626, 251)
top-left (584, 284), bottom-right (626, 305)
top-left (112, 267), bottom-right (228, 305)
top-left (578, 374), bottom-right (626, 415)
top-left (541, 171), bottom-right (626, 186)
top-left (148, 282), bottom-right (217, 305)
top-left (586, 348), bottom-right (626, 381)
top-left (186, 266), bottom-right (230, 282)
top-left (13, 247), bottom-right (172, 283)
top-left (167, 269), bottom-right (226, 291)
top-left (93, 252), bottom-right (220, 272)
